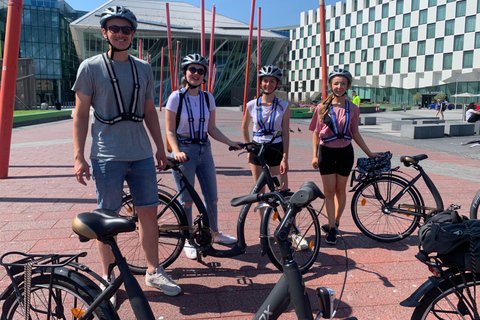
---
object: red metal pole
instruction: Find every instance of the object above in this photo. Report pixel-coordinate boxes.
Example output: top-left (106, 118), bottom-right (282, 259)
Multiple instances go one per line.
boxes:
top-left (319, 0), bottom-right (328, 100)
top-left (0, 0), bottom-right (23, 179)
top-left (139, 38), bottom-right (143, 60)
top-left (159, 47), bottom-right (164, 111)
top-left (174, 41), bottom-right (180, 91)
top-left (242, 0), bottom-right (255, 117)
top-left (166, 3), bottom-right (175, 93)
top-left (208, 4), bottom-right (216, 93)
top-left (201, 0), bottom-right (205, 91)
top-left (211, 64), bottom-right (217, 91)
top-left (256, 7), bottom-right (261, 99)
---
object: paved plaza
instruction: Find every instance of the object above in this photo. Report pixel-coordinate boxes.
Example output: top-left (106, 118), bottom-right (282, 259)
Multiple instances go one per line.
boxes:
top-left (1, 106), bottom-right (480, 319)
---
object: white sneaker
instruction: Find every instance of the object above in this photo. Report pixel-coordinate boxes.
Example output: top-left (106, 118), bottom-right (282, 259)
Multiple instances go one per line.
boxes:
top-left (184, 242), bottom-right (197, 260)
top-left (100, 275), bottom-right (117, 307)
top-left (145, 266), bottom-right (181, 296)
top-left (214, 232), bottom-right (236, 245)
top-left (291, 233), bottom-right (309, 251)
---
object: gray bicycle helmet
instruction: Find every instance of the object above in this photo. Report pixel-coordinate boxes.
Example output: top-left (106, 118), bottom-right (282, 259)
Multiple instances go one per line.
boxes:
top-left (181, 54), bottom-right (208, 72)
top-left (100, 6), bottom-right (138, 31)
top-left (258, 65), bottom-right (282, 81)
top-left (328, 68), bottom-right (352, 84)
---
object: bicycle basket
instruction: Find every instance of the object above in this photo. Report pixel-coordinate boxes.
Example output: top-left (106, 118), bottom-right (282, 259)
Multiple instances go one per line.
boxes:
top-left (353, 151), bottom-right (392, 181)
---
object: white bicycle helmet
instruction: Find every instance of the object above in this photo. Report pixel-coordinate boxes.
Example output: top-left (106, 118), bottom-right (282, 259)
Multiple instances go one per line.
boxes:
top-left (100, 6), bottom-right (138, 31)
top-left (258, 65), bottom-right (282, 81)
top-left (181, 54), bottom-right (208, 72)
top-left (328, 68), bottom-right (352, 84)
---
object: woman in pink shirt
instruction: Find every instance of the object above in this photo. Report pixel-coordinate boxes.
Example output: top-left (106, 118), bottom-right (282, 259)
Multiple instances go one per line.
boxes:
top-left (309, 69), bottom-right (380, 245)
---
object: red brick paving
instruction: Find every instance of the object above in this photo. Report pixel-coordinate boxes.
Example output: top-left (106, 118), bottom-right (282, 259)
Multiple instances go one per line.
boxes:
top-left (0, 108), bottom-right (479, 319)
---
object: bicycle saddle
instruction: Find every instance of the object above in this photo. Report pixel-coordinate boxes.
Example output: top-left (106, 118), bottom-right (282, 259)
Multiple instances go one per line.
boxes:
top-left (72, 209), bottom-right (136, 241)
top-left (400, 154), bottom-right (428, 166)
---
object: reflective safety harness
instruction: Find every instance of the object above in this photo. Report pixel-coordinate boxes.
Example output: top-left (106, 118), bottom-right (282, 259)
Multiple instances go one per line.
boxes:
top-left (95, 53), bottom-right (144, 125)
top-left (253, 97), bottom-right (279, 137)
top-left (176, 88), bottom-right (209, 145)
top-left (321, 100), bottom-right (351, 142)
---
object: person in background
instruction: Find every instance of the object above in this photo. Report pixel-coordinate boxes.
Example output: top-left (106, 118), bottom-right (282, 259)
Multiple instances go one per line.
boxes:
top-left (165, 53), bottom-right (242, 260)
top-left (351, 90), bottom-right (360, 107)
top-left (54, 100), bottom-right (62, 110)
top-left (466, 102), bottom-right (480, 123)
top-left (309, 69), bottom-right (381, 245)
top-left (72, 6), bottom-right (181, 301)
top-left (434, 99), bottom-right (445, 120)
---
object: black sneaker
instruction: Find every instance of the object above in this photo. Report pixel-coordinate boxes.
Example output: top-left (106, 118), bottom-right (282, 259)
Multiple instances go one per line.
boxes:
top-left (322, 223), bottom-right (339, 234)
top-left (325, 228), bottom-right (337, 245)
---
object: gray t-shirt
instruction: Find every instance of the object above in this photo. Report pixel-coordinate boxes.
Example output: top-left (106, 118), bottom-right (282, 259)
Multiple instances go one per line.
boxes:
top-left (72, 54), bottom-right (155, 161)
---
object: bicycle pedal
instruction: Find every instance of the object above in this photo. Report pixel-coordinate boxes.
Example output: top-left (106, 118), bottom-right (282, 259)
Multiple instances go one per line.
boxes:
top-left (447, 204), bottom-right (461, 210)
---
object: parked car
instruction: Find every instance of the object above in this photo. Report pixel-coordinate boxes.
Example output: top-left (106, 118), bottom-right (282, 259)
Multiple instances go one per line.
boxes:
top-left (428, 103), bottom-right (454, 110)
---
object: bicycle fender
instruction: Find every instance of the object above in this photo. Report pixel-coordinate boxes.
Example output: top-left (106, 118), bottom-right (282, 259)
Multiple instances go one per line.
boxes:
top-left (400, 276), bottom-right (442, 307)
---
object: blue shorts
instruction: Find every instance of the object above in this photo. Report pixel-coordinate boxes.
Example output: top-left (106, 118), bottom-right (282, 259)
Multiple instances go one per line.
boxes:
top-left (91, 158), bottom-right (159, 213)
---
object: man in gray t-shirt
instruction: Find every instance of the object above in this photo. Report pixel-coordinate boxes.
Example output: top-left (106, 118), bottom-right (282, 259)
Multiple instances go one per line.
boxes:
top-left (72, 6), bottom-right (181, 298)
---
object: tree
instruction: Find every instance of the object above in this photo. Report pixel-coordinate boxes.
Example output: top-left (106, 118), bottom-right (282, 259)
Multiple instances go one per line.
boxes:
top-left (434, 92), bottom-right (446, 102)
top-left (413, 92), bottom-right (422, 105)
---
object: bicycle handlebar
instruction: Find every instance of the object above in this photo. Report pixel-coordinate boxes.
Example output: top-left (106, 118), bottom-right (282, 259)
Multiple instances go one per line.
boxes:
top-left (229, 131), bottom-right (282, 152)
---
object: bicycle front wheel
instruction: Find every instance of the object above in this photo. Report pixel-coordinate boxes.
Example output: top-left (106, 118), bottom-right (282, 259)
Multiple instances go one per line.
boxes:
top-left (411, 273), bottom-right (480, 320)
top-left (2, 274), bottom-right (116, 320)
top-left (469, 189), bottom-right (480, 220)
top-left (351, 177), bottom-right (422, 242)
top-left (118, 190), bottom-right (188, 274)
top-left (263, 205), bottom-right (321, 274)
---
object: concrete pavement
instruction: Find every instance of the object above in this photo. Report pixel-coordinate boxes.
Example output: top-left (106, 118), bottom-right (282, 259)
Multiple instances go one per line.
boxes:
top-left (1, 106), bottom-right (480, 319)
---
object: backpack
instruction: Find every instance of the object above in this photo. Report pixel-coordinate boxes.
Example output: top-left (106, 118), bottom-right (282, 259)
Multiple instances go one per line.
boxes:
top-left (418, 210), bottom-right (480, 271)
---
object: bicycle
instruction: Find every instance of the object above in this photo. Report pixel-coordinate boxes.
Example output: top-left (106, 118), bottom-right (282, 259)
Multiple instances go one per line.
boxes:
top-left (0, 208), bottom-right (155, 320)
top-left (461, 139), bottom-right (480, 220)
top-left (349, 152), bottom-right (449, 242)
top-left (118, 131), bottom-right (321, 274)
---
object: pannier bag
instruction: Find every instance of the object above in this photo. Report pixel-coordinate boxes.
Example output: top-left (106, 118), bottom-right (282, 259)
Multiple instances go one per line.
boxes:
top-left (353, 151), bottom-right (392, 182)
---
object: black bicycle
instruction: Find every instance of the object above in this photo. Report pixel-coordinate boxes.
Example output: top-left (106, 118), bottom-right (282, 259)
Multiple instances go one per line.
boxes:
top-left (462, 140), bottom-right (480, 221)
top-left (118, 132), bottom-right (321, 274)
top-left (350, 153), bottom-right (449, 242)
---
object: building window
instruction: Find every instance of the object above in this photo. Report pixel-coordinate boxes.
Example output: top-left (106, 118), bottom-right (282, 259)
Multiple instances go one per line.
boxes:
top-left (307, 47), bottom-right (312, 57)
top-left (335, 17), bottom-right (340, 29)
top-left (417, 40), bottom-right (426, 55)
top-left (401, 43), bottom-right (409, 57)
top-left (308, 25), bottom-right (312, 36)
top-left (316, 46), bottom-right (320, 55)
top-left (435, 38), bottom-right (444, 53)
top-left (369, 7), bottom-right (375, 21)
top-left (356, 38), bottom-right (362, 50)
top-left (388, 17), bottom-right (395, 30)
top-left (437, 5), bottom-right (446, 21)
top-left (419, 9), bottom-right (427, 24)
top-left (412, 0), bottom-right (420, 11)
top-left (427, 23), bottom-right (436, 39)
top-left (304, 38), bottom-right (308, 47)
top-left (307, 69), bottom-right (311, 80)
top-left (339, 53), bottom-right (344, 64)
top-left (368, 35), bottom-right (374, 48)
top-left (312, 36), bottom-right (316, 46)
top-left (476, 32), bottom-right (480, 48)
top-left (340, 29), bottom-right (345, 40)
top-left (428, 0), bottom-right (437, 7)
top-left (317, 24), bottom-right (320, 33)
top-left (408, 57), bottom-right (416, 72)
top-left (410, 27), bottom-right (418, 41)
top-left (382, 3), bottom-right (389, 17)
top-left (345, 40), bottom-right (351, 51)
top-left (299, 70), bottom-right (303, 80)
top-left (296, 39), bottom-right (300, 48)
top-left (367, 62), bottom-right (373, 75)
top-left (463, 51), bottom-right (473, 68)
top-left (381, 32), bottom-right (388, 45)
top-left (295, 60), bottom-right (299, 69)
top-left (425, 55), bottom-right (434, 71)
top-left (375, 21), bottom-right (381, 33)
top-left (334, 42), bottom-right (339, 53)
top-left (300, 50), bottom-right (304, 59)
top-left (346, 14), bottom-right (351, 27)
top-left (350, 51), bottom-right (356, 63)
top-left (380, 61), bottom-right (386, 74)
top-left (311, 58), bottom-right (315, 68)
top-left (466, 16), bottom-right (476, 33)
top-left (396, 0), bottom-right (404, 14)
top-left (351, 26), bottom-right (356, 38)
top-left (393, 59), bottom-right (401, 73)
top-left (291, 72), bottom-right (295, 81)
top-left (445, 20), bottom-right (455, 36)
top-left (403, 13), bottom-right (411, 28)
top-left (330, 32), bottom-right (335, 42)
top-left (454, 35), bottom-right (464, 51)
top-left (362, 23), bottom-right (369, 36)
top-left (456, 0), bottom-right (466, 17)
top-left (292, 30), bottom-right (296, 39)
top-left (443, 53), bottom-right (452, 69)
top-left (329, 55), bottom-right (334, 66)
top-left (291, 51), bottom-right (296, 60)
top-left (395, 30), bottom-right (403, 43)
top-left (355, 63), bottom-right (361, 76)
top-left (315, 68), bottom-right (320, 78)
top-left (300, 28), bottom-right (304, 38)
top-left (357, 11), bottom-right (363, 24)
top-left (374, 48), bottom-right (380, 60)
top-left (361, 49), bottom-right (368, 61)
top-left (387, 45), bottom-right (394, 59)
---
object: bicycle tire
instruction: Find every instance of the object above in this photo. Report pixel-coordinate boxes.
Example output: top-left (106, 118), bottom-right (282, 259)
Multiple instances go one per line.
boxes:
top-left (117, 189), bottom-right (188, 274)
top-left (2, 273), bottom-right (117, 320)
top-left (411, 273), bottom-right (480, 320)
top-left (469, 189), bottom-right (480, 220)
top-left (351, 176), bottom-right (422, 242)
top-left (263, 204), bottom-right (321, 274)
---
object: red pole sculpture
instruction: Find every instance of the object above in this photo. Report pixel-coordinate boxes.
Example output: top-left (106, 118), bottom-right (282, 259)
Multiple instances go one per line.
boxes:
top-left (211, 64), bottom-right (217, 91)
top-left (200, 0), bottom-right (206, 91)
top-left (256, 7), bottom-right (261, 99)
top-left (166, 3), bottom-right (175, 93)
top-left (242, 0), bottom-right (255, 117)
top-left (139, 38), bottom-right (143, 60)
top-left (159, 47), bottom-right (164, 111)
top-left (174, 41), bottom-right (180, 91)
top-left (319, 0), bottom-right (328, 100)
top-left (208, 4), bottom-right (216, 93)
top-left (0, 0), bottom-right (24, 179)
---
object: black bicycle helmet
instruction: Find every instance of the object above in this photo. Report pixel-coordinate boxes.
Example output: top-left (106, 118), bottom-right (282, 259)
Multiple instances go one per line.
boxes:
top-left (258, 65), bottom-right (282, 81)
top-left (100, 6), bottom-right (138, 31)
top-left (181, 54), bottom-right (208, 73)
top-left (328, 68), bottom-right (352, 84)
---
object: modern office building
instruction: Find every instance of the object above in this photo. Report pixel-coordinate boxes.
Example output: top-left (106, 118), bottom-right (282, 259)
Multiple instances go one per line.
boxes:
top-left (289, 0), bottom-right (480, 106)
top-left (70, 0), bottom-right (289, 106)
top-left (0, 0), bottom-right (86, 108)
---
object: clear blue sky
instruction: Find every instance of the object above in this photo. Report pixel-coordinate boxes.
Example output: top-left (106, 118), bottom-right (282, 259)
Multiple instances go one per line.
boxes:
top-left (67, 0), bottom-right (339, 29)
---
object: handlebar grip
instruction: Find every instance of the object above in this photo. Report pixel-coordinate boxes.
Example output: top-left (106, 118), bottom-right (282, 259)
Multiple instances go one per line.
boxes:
top-left (289, 181), bottom-right (325, 208)
top-left (230, 193), bottom-right (261, 207)
top-left (229, 143), bottom-right (246, 151)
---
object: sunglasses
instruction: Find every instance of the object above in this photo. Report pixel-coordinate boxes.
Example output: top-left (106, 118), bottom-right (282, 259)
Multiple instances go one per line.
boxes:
top-left (107, 25), bottom-right (134, 35)
top-left (187, 67), bottom-right (205, 75)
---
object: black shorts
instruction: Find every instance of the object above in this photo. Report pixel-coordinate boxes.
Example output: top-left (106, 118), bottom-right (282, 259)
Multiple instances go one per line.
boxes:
top-left (317, 144), bottom-right (354, 177)
top-left (249, 142), bottom-right (283, 167)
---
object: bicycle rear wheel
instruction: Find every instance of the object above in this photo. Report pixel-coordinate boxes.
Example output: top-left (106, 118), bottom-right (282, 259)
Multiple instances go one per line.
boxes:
top-left (351, 176), bottom-right (422, 242)
top-left (2, 274), bottom-right (116, 320)
top-left (469, 189), bottom-right (480, 220)
top-left (118, 189), bottom-right (188, 274)
top-left (263, 205), bottom-right (320, 274)
top-left (411, 273), bottom-right (480, 320)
